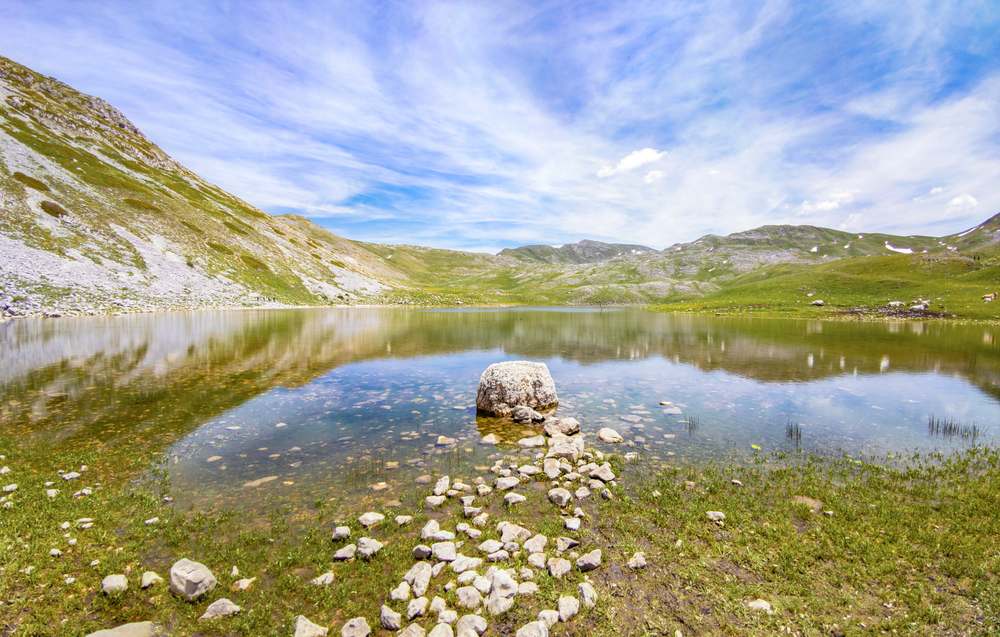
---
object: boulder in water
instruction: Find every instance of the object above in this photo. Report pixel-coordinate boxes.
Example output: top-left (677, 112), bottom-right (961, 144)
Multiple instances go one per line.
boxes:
top-left (476, 362), bottom-right (557, 417)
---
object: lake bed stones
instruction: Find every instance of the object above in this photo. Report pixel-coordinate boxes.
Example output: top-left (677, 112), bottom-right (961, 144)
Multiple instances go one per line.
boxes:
top-left (543, 417), bottom-right (580, 436)
top-left (476, 361), bottom-right (558, 417)
top-left (169, 558), bottom-right (216, 601)
top-left (597, 428), bottom-right (623, 443)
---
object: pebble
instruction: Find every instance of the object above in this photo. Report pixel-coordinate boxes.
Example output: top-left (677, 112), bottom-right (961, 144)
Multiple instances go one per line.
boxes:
top-left (333, 544), bottom-right (357, 560)
top-left (199, 598), bottom-right (241, 620)
top-left (627, 552), bottom-right (648, 569)
top-left (396, 515), bottom-right (413, 526)
top-left (141, 571), bottom-right (163, 588)
top-left (50, 548), bottom-right (62, 557)
top-left (101, 574), bottom-right (128, 594)
top-left (547, 558), bottom-right (571, 578)
top-left (504, 493), bottom-right (527, 505)
top-left (332, 526), bottom-right (351, 540)
top-left (706, 511), bottom-right (726, 522)
top-left (748, 599), bottom-right (772, 611)
top-left (231, 577), bottom-right (256, 591)
top-left (564, 518), bottom-right (581, 531)
top-left (426, 495), bottom-right (447, 507)
top-left (358, 537), bottom-right (384, 557)
top-left (494, 477), bottom-right (521, 491)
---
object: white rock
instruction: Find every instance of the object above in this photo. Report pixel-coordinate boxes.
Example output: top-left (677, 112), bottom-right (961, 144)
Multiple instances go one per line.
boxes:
top-left (341, 617), bottom-right (371, 637)
top-left (578, 582), bottom-right (597, 608)
top-left (294, 616), bottom-right (329, 637)
top-left (517, 436), bottom-right (545, 448)
top-left (357, 537), bottom-right (384, 557)
top-left (426, 495), bottom-right (447, 507)
top-left (141, 571), bottom-right (163, 588)
top-left (391, 581), bottom-right (411, 601)
top-left (332, 526), bottom-right (351, 540)
top-left (312, 572), bottom-right (335, 587)
top-left (486, 568), bottom-right (518, 615)
top-left (101, 574), bottom-right (128, 594)
top-left (475, 361), bottom-right (558, 416)
top-left (333, 544), bottom-right (357, 560)
top-left (494, 477), bottom-right (520, 491)
top-left (538, 609), bottom-right (560, 628)
top-left (396, 515), bottom-right (413, 526)
top-left (427, 625), bottom-right (454, 637)
top-left (576, 549), bottom-right (602, 571)
top-left (62, 472), bottom-right (81, 481)
top-left (456, 586), bottom-right (483, 609)
top-left (50, 548), bottom-right (63, 557)
top-left (404, 561), bottom-right (433, 596)
top-left (627, 552), bottom-right (648, 569)
top-left (408, 596), bottom-right (430, 620)
top-left (597, 428), bottom-right (623, 443)
top-left (381, 605), bottom-right (402, 630)
top-left (706, 511), bottom-right (726, 522)
top-left (504, 493), bottom-right (526, 505)
top-left (557, 596), bottom-right (580, 622)
top-left (199, 598), bottom-right (241, 620)
top-left (46, 489), bottom-right (58, 499)
top-left (523, 535), bottom-right (547, 554)
top-left (358, 512), bottom-right (384, 528)
top-left (748, 599), bottom-right (771, 611)
top-left (456, 614), bottom-right (488, 636)
top-left (433, 542), bottom-right (457, 561)
top-left (515, 621), bottom-right (549, 637)
top-left (169, 558), bottom-right (217, 601)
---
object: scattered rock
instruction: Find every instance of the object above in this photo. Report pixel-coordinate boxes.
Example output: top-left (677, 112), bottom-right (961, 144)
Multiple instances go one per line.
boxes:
top-left (555, 537), bottom-right (579, 552)
top-left (433, 542), bottom-right (457, 561)
top-left (199, 598), bottom-right (240, 620)
top-left (597, 428), bottom-right (623, 443)
top-left (294, 616), bottom-right (329, 637)
top-left (542, 458), bottom-right (561, 479)
top-left (480, 434), bottom-right (499, 445)
top-left (427, 625), bottom-right (454, 637)
top-left (101, 574), bottom-right (128, 594)
top-left (517, 582), bottom-right (538, 596)
top-left (548, 488), bottom-right (572, 507)
top-left (578, 582), bottom-right (597, 608)
top-left (231, 577), bottom-right (256, 591)
top-left (140, 571), bottom-right (163, 588)
top-left (456, 586), bottom-right (484, 609)
top-left (517, 435), bottom-right (545, 448)
top-left (576, 549), bottom-right (602, 571)
top-left (332, 526), bottom-right (351, 540)
top-left (396, 515), bottom-right (413, 526)
top-left (433, 477), bottom-right (451, 496)
top-left (404, 561), bottom-right (433, 596)
top-left (408, 596), bottom-right (430, 619)
top-left (504, 493), bottom-right (527, 505)
top-left (748, 599), bottom-right (772, 611)
top-left (413, 544), bottom-right (433, 559)
top-left (564, 518), bottom-right (581, 531)
top-left (169, 558), bottom-right (216, 601)
top-left (627, 552), bottom-right (647, 569)
top-left (398, 624), bottom-right (426, 637)
top-left (391, 581), bottom-right (411, 601)
top-left (358, 512), bottom-right (384, 528)
top-left (456, 614), bottom-right (488, 636)
top-left (706, 511), bottom-right (726, 522)
top-left (84, 622), bottom-right (155, 637)
top-left (334, 544), bottom-right (357, 560)
top-left (523, 534), bottom-right (547, 554)
top-left (515, 621), bottom-right (549, 637)
top-left (543, 417), bottom-right (580, 436)
top-left (558, 596), bottom-right (580, 622)
top-left (538, 609), bottom-right (560, 628)
top-left (357, 537), bottom-right (384, 557)
top-left (498, 522), bottom-right (531, 543)
top-left (381, 605), bottom-right (402, 630)
top-left (475, 361), bottom-right (558, 416)
top-left (426, 496), bottom-right (447, 507)
top-left (547, 558), bottom-right (571, 578)
top-left (486, 568), bottom-right (517, 615)
top-left (451, 554), bottom-right (482, 574)
top-left (312, 572), bottom-right (335, 587)
top-left (512, 405), bottom-right (544, 422)
top-left (341, 617), bottom-right (371, 637)
top-left (590, 463), bottom-right (615, 482)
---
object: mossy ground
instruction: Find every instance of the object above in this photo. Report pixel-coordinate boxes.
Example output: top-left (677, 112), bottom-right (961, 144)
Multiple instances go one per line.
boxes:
top-left (2, 433), bottom-right (998, 636)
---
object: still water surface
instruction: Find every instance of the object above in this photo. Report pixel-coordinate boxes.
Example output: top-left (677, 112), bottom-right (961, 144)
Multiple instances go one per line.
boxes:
top-left (3, 307), bottom-right (999, 513)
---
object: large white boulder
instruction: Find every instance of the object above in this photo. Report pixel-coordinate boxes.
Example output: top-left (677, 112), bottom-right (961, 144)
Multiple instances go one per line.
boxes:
top-left (476, 362), bottom-right (558, 417)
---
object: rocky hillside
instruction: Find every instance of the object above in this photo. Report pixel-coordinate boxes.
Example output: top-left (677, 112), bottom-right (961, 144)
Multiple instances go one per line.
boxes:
top-left (499, 239), bottom-right (657, 264)
top-left (1, 54), bottom-right (997, 316)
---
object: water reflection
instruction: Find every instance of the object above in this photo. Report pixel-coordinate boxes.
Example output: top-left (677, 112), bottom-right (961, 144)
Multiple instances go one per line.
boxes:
top-left (2, 308), bottom-right (1000, 511)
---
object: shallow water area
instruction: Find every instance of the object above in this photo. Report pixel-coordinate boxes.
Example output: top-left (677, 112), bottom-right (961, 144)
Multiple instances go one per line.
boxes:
top-left (3, 306), bottom-right (999, 516)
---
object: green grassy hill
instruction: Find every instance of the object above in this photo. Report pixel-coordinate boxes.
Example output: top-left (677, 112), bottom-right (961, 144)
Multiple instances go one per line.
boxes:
top-left (2, 53), bottom-right (998, 318)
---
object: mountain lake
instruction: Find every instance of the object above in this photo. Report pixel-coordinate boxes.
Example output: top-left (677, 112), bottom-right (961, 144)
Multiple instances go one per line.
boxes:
top-left (3, 306), bottom-right (998, 517)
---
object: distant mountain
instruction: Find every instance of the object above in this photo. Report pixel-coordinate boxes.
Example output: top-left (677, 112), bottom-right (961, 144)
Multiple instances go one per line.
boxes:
top-left (1, 54), bottom-right (997, 317)
top-left (499, 239), bottom-right (658, 264)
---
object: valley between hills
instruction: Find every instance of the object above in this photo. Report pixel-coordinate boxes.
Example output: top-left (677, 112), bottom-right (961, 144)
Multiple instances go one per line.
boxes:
top-left (3, 54), bottom-right (1000, 321)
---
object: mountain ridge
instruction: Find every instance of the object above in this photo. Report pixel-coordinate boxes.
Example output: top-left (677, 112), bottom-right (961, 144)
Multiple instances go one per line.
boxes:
top-left (2, 54), bottom-right (999, 318)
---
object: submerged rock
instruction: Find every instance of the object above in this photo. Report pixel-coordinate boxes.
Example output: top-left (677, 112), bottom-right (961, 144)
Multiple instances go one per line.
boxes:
top-left (597, 428), bottom-right (623, 443)
top-left (476, 361), bottom-right (558, 416)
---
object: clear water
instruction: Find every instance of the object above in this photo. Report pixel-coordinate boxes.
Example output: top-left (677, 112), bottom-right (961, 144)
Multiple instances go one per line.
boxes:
top-left (3, 307), bottom-right (998, 512)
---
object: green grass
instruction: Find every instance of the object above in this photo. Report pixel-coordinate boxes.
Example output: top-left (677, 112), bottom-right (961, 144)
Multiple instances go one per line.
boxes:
top-left (653, 253), bottom-right (1000, 322)
top-left (12, 172), bottom-right (50, 192)
top-left (3, 427), bottom-right (999, 636)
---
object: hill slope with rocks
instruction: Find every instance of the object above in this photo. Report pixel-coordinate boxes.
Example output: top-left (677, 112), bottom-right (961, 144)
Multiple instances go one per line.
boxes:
top-left (1, 55), bottom-right (997, 317)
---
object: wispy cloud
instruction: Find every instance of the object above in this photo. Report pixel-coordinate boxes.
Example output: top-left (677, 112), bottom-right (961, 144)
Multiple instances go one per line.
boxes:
top-left (1, 0), bottom-right (998, 251)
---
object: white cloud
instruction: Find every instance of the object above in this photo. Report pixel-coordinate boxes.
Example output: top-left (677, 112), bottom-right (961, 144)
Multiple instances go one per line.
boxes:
top-left (840, 213), bottom-right (864, 230)
top-left (643, 170), bottom-right (664, 183)
top-left (945, 193), bottom-right (978, 218)
top-left (798, 189), bottom-right (858, 214)
top-left (597, 148), bottom-right (666, 178)
top-left (929, 186), bottom-right (944, 194)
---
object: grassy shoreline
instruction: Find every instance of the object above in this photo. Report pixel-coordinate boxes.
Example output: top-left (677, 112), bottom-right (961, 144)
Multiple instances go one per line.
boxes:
top-left (2, 433), bottom-right (998, 636)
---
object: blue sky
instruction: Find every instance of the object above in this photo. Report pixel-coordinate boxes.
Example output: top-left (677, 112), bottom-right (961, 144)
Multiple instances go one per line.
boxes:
top-left (2, 1), bottom-right (999, 253)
